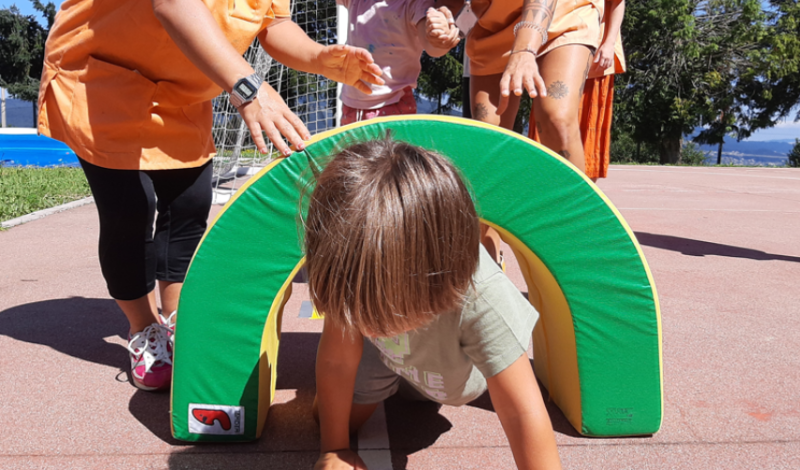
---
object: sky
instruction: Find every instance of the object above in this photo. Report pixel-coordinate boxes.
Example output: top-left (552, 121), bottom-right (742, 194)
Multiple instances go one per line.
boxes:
top-left (3, 0), bottom-right (799, 142)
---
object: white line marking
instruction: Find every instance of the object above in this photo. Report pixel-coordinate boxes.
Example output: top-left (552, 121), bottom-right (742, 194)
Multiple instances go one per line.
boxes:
top-left (298, 301), bottom-right (313, 318)
top-left (358, 401), bottom-right (392, 469)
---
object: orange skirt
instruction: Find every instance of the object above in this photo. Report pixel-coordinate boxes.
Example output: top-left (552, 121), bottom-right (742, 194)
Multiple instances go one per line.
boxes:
top-left (528, 74), bottom-right (615, 179)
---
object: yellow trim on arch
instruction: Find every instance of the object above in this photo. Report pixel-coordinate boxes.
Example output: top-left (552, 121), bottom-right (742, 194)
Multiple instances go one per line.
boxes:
top-left (483, 221), bottom-right (583, 433)
top-left (199, 114), bottom-right (662, 433)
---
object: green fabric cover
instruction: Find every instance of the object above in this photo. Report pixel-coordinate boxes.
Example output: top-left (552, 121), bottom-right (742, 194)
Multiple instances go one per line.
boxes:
top-left (171, 116), bottom-right (662, 441)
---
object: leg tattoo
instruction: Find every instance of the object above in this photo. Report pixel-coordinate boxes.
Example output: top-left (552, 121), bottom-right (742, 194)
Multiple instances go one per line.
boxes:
top-left (547, 81), bottom-right (569, 100)
top-left (558, 150), bottom-right (571, 159)
top-left (474, 103), bottom-right (489, 121)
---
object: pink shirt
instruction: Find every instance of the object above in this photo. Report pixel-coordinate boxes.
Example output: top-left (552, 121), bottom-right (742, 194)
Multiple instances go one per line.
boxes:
top-left (338, 0), bottom-right (433, 109)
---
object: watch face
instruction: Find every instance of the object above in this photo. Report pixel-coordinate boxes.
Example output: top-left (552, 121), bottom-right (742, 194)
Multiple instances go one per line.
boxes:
top-left (236, 80), bottom-right (258, 99)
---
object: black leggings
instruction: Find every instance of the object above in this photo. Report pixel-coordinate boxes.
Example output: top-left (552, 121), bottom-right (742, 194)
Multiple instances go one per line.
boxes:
top-left (79, 158), bottom-right (213, 301)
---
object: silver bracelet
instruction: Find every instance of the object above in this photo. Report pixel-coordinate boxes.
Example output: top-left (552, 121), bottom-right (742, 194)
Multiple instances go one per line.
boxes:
top-left (513, 21), bottom-right (548, 45)
top-left (510, 48), bottom-right (537, 56)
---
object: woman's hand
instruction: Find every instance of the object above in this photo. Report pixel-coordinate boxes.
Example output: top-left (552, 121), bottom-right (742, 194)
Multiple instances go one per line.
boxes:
top-left (317, 45), bottom-right (384, 95)
top-left (314, 450), bottom-right (368, 470)
top-left (593, 42), bottom-right (615, 70)
top-left (237, 82), bottom-right (311, 156)
top-left (497, 50), bottom-right (547, 116)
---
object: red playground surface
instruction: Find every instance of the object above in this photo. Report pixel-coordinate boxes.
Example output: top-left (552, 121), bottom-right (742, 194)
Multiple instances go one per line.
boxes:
top-left (1, 165), bottom-right (799, 469)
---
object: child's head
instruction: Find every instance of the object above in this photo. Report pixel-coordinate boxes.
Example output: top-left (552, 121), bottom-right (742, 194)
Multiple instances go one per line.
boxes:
top-left (305, 135), bottom-right (480, 338)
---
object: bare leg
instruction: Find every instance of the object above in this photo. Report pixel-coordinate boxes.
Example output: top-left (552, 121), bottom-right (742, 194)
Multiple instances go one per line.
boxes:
top-left (158, 280), bottom-right (182, 316)
top-left (470, 73), bottom-right (521, 129)
top-left (118, 281), bottom-right (180, 334)
top-left (117, 291), bottom-right (160, 335)
top-left (312, 395), bottom-right (381, 434)
top-left (480, 225), bottom-right (502, 265)
top-left (533, 45), bottom-right (594, 173)
top-left (470, 74), bottom-right (519, 263)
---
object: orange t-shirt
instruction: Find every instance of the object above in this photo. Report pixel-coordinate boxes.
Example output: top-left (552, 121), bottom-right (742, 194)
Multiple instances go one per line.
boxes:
top-left (37, 0), bottom-right (290, 170)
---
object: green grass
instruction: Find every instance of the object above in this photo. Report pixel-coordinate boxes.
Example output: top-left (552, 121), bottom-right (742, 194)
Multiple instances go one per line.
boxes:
top-left (0, 166), bottom-right (91, 223)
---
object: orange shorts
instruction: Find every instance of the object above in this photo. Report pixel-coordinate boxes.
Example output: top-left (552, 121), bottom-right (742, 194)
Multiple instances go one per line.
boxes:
top-left (467, 0), bottom-right (603, 76)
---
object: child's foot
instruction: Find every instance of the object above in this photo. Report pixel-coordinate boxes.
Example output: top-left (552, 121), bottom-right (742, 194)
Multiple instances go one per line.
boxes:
top-left (127, 321), bottom-right (173, 391)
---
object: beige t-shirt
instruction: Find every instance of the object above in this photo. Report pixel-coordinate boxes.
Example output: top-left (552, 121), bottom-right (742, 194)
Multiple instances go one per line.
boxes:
top-left (361, 246), bottom-right (539, 406)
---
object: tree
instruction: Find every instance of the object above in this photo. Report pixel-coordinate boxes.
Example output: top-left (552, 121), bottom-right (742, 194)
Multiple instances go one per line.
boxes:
top-left (788, 138), bottom-right (800, 168)
top-left (615, 0), bottom-right (800, 164)
top-left (417, 42), bottom-right (465, 115)
top-left (0, 1), bottom-right (55, 102)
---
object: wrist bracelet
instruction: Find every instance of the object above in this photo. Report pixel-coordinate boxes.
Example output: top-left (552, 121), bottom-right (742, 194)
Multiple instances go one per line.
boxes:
top-left (510, 48), bottom-right (537, 56)
top-left (513, 21), bottom-right (549, 45)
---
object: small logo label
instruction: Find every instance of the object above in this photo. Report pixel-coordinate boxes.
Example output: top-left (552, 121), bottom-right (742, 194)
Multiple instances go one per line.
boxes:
top-left (188, 404), bottom-right (244, 435)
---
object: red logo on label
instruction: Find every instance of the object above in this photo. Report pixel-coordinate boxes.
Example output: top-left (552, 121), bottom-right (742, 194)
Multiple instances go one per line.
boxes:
top-left (192, 409), bottom-right (232, 430)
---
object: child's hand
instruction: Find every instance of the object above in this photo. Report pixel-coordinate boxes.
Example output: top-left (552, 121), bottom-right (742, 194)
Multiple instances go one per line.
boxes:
top-left (593, 41), bottom-right (615, 70)
top-left (426, 7), bottom-right (460, 50)
top-left (314, 450), bottom-right (368, 470)
top-left (317, 44), bottom-right (385, 95)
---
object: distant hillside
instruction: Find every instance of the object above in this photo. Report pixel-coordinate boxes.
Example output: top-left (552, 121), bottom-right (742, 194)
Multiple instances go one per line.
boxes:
top-left (695, 139), bottom-right (794, 166)
top-left (689, 127), bottom-right (796, 166)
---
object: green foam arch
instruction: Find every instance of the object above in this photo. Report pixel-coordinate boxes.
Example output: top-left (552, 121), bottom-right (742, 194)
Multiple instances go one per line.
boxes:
top-left (170, 115), bottom-right (663, 441)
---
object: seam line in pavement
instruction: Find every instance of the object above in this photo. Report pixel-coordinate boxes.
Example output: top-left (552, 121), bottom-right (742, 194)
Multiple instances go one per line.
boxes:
top-left (618, 208), bottom-right (800, 213)
top-left (612, 168), bottom-right (800, 181)
top-left (4, 439), bottom-right (800, 458)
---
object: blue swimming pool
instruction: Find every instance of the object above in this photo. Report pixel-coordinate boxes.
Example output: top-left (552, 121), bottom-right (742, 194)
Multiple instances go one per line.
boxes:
top-left (0, 129), bottom-right (78, 167)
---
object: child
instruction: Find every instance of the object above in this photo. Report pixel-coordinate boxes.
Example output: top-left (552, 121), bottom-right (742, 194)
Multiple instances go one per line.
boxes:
top-left (338, 0), bottom-right (461, 125)
top-left (306, 136), bottom-right (562, 469)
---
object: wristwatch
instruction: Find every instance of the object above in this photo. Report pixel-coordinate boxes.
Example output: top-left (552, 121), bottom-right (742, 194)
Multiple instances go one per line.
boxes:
top-left (229, 73), bottom-right (263, 108)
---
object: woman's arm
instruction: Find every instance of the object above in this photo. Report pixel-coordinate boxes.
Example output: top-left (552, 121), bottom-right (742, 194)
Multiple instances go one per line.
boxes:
top-left (486, 354), bottom-right (563, 470)
top-left (594, 0), bottom-right (625, 70)
top-left (316, 319), bottom-right (365, 463)
top-left (151, 0), bottom-right (308, 155)
top-left (258, 21), bottom-right (384, 95)
top-left (496, 0), bottom-right (559, 114)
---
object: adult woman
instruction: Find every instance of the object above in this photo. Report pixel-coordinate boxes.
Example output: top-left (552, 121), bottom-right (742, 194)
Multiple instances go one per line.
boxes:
top-left (529, 0), bottom-right (626, 181)
top-left (434, 0), bottom-right (602, 263)
top-left (38, 0), bottom-right (382, 391)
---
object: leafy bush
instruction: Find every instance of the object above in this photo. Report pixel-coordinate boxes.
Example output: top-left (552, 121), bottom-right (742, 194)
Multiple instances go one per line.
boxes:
top-left (788, 138), bottom-right (800, 168)
top-left (680, 141), bottom-right (708, 166)
top-left (610, 131), bottom-right (660, 164)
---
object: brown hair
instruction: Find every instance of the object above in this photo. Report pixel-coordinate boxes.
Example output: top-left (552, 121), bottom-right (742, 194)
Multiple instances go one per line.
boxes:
top-left (304, 136), bottom-right (480, 337)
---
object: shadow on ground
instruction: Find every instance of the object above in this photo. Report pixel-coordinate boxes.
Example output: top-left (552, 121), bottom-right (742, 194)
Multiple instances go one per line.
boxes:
top-left (0, 297), bottom-right (128, 370)
top-left (635, 232), bottom-right (800, 262)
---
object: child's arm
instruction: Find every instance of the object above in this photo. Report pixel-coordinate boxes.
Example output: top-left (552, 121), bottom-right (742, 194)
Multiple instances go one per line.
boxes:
top-left (594, 0), bottom-right (625, 70)
top-left (486, 354), bottom-right (563, 470)
top-left (315, 318), bottom-right (367, 469)
top-left (419, 7), bottom-right (460, 58)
